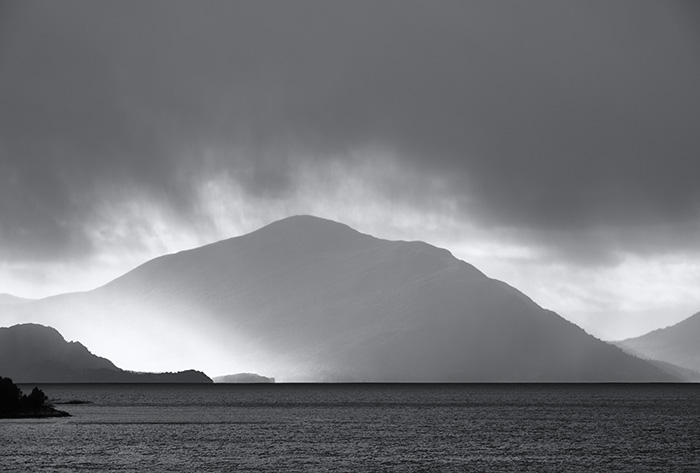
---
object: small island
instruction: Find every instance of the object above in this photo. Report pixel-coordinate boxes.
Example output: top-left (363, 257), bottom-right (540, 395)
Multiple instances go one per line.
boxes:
top-left (213, 373), bottom-right (275, 383)
top-left (0, 376), bottom-right (70, 418)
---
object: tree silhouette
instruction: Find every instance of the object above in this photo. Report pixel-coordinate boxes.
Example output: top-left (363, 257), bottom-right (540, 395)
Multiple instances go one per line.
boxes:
top-left (0, 376), bottom-right (48, 411)
top-left (0, 376), bottom-right (22, 410)
top-left (25, 386), bottom-right (49, 408)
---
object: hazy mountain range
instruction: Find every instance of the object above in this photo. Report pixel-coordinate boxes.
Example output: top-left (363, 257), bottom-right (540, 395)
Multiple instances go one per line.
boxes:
top-left (614, 312), bottom-right (700, 380)
top-left (0, 215), bottom-right (686, 382)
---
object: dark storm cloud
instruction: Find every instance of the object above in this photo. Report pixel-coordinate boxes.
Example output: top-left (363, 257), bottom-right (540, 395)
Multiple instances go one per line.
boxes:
top-left (2, 0), bottom-right (699, 263)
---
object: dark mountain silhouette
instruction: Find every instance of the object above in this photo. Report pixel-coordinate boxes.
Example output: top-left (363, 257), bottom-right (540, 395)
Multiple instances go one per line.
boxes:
top-left (614, 311), bottom-right (700, 377)
top-left (0, 216), bottom-right (677, 381)
top-left (0, 324), bottom-right (212, 383)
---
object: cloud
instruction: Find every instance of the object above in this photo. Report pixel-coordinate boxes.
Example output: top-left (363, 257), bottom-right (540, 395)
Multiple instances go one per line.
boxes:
top-left (1, 0), bottom-right (700, 269)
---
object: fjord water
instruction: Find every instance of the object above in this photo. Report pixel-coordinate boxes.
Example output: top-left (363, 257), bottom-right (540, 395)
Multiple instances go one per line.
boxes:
top-left (3, 384), bottom-right (699, 472)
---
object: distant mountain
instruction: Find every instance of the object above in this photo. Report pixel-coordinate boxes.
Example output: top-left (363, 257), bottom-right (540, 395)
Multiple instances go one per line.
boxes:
top-left (646, 360), bottom-right (700, 383)
top-left (0, 216), bottom-right (677, 382)
top-left (0, 294), bottom-right (31, 306)
top-left (614, 311), bottom-right (700, 377)
top-left (0, 324), bottom-right (212, 383)
top-left (213, 373), bottom-right (275, 383)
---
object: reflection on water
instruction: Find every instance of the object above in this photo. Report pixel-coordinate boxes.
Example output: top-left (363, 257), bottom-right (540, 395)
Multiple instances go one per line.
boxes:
top-left (3, 384), bottom-right (700, 472)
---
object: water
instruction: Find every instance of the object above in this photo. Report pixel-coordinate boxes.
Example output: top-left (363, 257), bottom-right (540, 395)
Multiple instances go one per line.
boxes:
top-left (2, 384), bottom-right (699, 472)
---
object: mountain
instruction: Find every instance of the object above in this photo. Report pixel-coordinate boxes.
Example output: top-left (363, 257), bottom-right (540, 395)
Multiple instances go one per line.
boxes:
top-left (646, 360), bottom-right (700, 383)
top-left (0, 215), bottom-right (677, 382)
top-left (614, 311), bottom-right (700, 377)
top-left (0, 324), bottom-right (212, 383)
top-left (0, 294), bottom-right (31, 306)
top-left (213, 373), bottom-right (275, 383)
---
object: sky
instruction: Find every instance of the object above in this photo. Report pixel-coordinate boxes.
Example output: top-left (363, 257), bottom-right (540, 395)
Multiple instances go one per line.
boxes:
top-left (1, 0), bottom-right (699, 340)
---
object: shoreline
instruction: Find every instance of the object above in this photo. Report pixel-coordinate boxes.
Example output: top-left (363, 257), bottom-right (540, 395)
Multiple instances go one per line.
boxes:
top-left (0, 406), bottom-right (70, 419)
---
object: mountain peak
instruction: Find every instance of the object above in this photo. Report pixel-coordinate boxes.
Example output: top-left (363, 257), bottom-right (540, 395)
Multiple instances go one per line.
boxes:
top-left (200, 214), bottom-right (373, 261)
top-left (3, 323), bottom-right (65, 344)
top-left (267, 214), bottom-right (351, 227)
top-left (250, 214), bottom-right (364, 242)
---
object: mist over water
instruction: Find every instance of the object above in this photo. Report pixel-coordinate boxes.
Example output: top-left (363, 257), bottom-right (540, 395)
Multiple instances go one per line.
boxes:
top-left (3, 384), bottom-right (699, 472)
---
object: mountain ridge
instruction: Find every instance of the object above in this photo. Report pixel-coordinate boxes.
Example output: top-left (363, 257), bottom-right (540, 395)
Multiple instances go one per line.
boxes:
top-left (0, 294), bottom-right (32, 306)
top-left (0, 323), bottom-right (212, 383)
top-left (614, 311), bottom-right (700, 375)
top-left (0, 215), bottom-right (677, 382)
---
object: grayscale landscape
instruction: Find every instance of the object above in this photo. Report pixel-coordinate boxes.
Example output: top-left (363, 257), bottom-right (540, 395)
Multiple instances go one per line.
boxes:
top-left (0, 216), bottom-right (684, 382)
top-left (2, 1), bottom-right (699, 471)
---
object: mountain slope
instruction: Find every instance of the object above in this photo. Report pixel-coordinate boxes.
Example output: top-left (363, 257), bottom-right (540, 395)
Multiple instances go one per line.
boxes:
top-left (0, 294), bottom-right (31, 306)
top-left (0, 324), bottom-right (212, 383)
top-left (0, 216), bottom-right (676, 381)
top-left (614, 311), bottom-right (700, 375)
